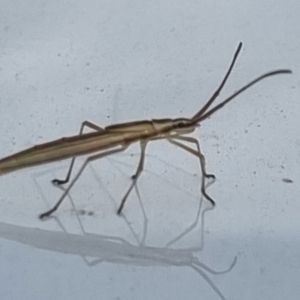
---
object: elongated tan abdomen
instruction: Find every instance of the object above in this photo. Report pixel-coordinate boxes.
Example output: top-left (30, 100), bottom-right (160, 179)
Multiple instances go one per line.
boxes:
top-left (0, 119), bottom-right (176, 175)
top-left (0, 131), bottom-right (127, 175)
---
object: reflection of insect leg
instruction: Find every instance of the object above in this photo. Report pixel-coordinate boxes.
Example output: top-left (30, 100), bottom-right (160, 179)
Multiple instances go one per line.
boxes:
top-left (39, 145), bottom-right (128, 219)
top-left (52, 121), bottom-right (104, 185)
top-left (117, 141), bottom-right (147, 215)
top-left (167, 135), bottom-right (216, 207)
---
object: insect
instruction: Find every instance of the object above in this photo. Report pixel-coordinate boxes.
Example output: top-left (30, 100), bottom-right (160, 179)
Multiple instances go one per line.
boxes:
top-left (0, 42), bottom-right (291, 219)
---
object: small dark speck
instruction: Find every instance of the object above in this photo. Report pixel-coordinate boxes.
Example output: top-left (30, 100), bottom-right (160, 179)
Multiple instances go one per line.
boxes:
top-left (57, 53), bottom-right (61, 57)
top-left (86, 62), bottom-right (90, 66)
top-left (78, 209), bottom-right (86, 215)
top-left (282, 178), bottom-right (293, 183)
top-left (77, 210), bottom-right (95, 216)
top-left (260, 267), bottom-right (266, 274)
top-left (84, 87), bottom-right (90, 91)
top-left (106, 115), bottom-right (110, 119)
top-left (100, 89), bottom-right (104, 92)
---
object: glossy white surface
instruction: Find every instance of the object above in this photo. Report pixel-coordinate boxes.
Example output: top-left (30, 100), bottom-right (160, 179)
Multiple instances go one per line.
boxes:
top-left (0, 1), bottom-right (299, 299)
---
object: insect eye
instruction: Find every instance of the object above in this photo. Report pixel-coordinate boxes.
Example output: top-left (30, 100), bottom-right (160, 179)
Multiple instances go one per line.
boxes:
top-left (176, 121), bottom-right (186, 128)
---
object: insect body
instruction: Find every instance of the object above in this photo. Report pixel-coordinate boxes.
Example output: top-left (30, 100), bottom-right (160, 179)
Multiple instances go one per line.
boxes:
top-left (0, 43), bottom-right (292, 219)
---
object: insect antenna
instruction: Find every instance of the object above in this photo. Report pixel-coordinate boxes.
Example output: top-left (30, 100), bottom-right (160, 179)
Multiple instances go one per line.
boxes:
top-left (195, 69), bottom-right (292, 123)
top-left (191, 42), bottom-right (243, 122)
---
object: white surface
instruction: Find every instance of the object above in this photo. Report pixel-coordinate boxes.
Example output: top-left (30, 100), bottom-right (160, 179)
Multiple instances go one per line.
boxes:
top-left (0, 1), bottom-right (299, 300)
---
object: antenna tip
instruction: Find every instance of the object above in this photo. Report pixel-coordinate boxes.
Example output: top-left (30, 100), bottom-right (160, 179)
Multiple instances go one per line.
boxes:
top-left (278, 69), bottom-right (293, 75)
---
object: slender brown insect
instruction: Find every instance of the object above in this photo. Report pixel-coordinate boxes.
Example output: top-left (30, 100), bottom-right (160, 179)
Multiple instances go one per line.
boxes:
top-left (0, 43), bottom-right (291, 219)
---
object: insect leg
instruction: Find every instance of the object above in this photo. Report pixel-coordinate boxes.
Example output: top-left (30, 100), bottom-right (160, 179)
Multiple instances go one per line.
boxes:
top-left (52, 121), bottom-right (104, 185)
top-left (40, 145), bottom-right (128, 219)
top-left (117, 141), bottom-right (147, 215)
top-left (167, 135), bottom-right (215, 207)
